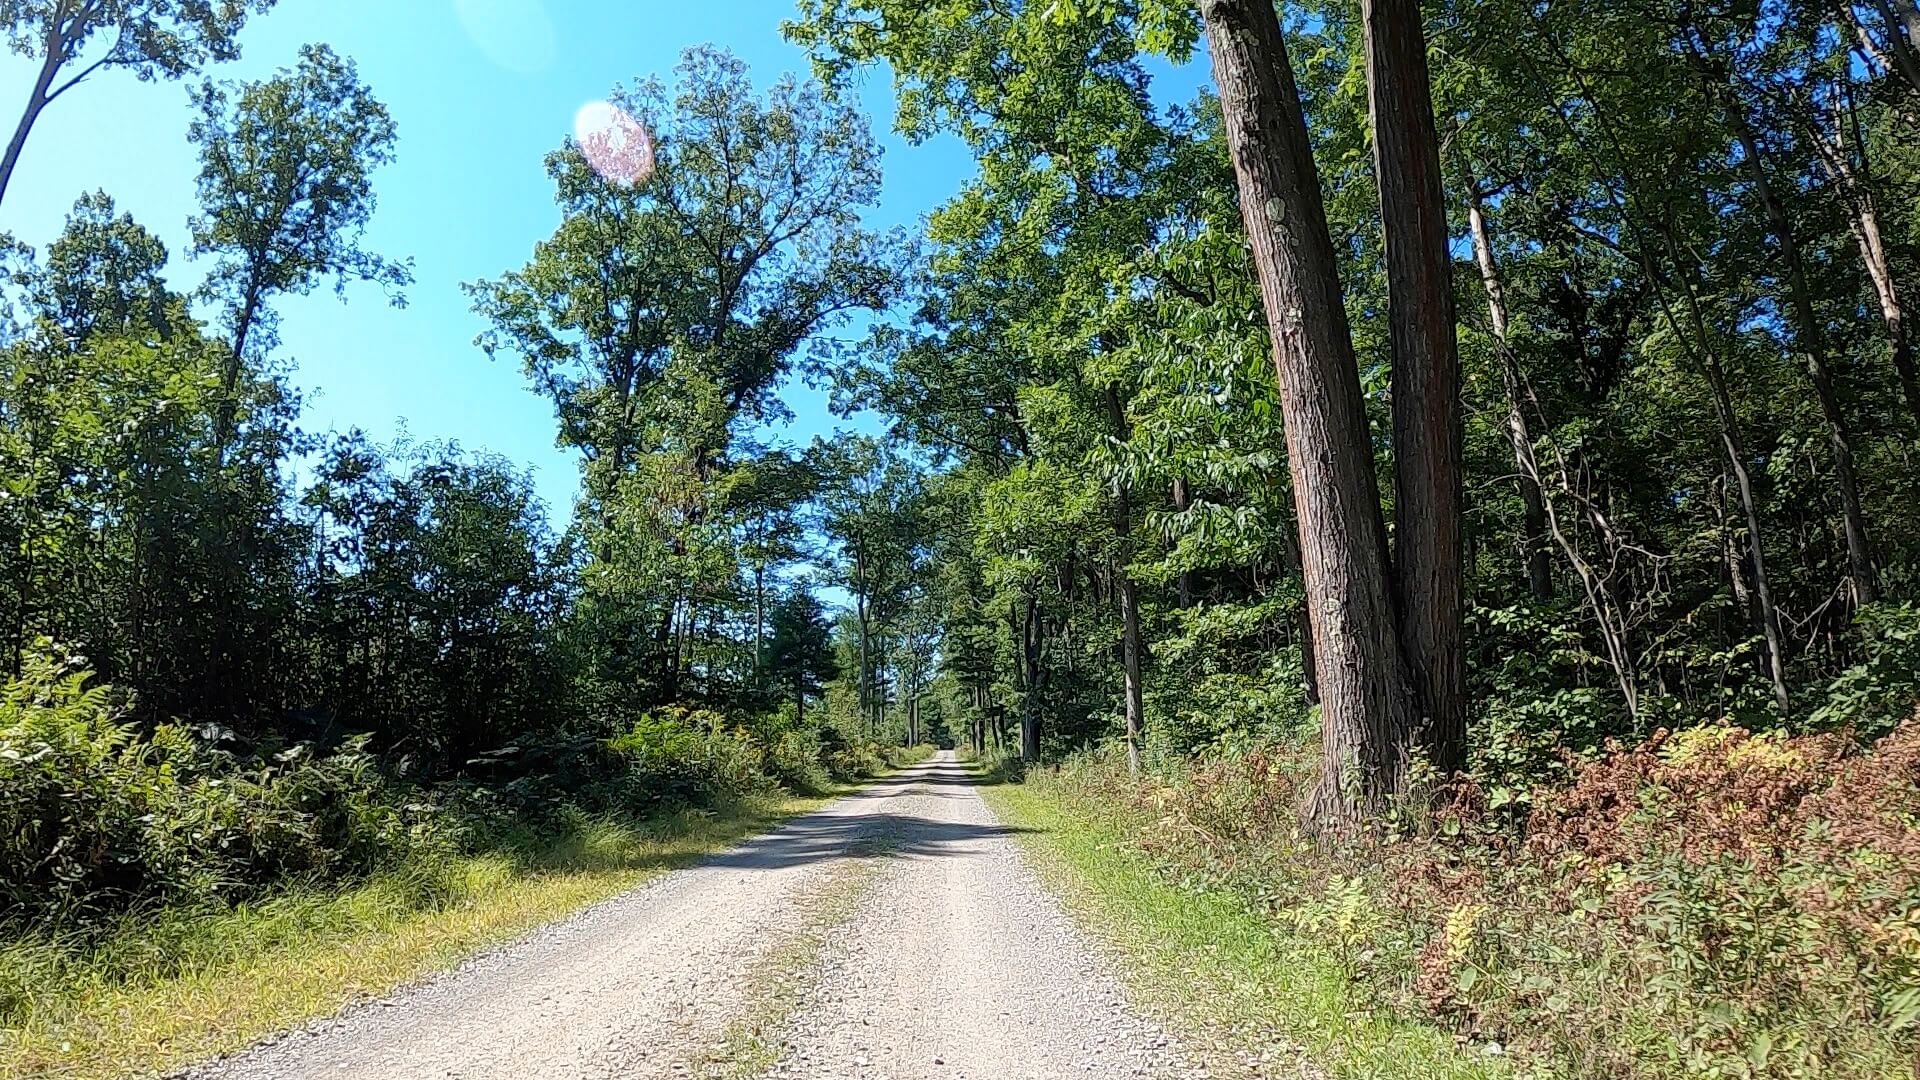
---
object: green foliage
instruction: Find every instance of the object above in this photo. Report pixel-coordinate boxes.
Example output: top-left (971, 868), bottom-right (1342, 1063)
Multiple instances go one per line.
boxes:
top-left (605, 708), bottom-right (770, 811)
top-left (761, 723), bottom-right (832, 795)
top-left (1034, 725), bottom-right (1920, 1077)
top-left (1812, 604), bottom-right (1920, 736)
top-left (0, 654), bottom-right (417, 931)
top-left (189, 40), bottom-right (412, 364)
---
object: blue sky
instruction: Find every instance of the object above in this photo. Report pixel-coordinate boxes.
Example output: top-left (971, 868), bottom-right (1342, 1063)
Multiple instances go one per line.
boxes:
top-left (0, 1), bottom-right (1207, 522)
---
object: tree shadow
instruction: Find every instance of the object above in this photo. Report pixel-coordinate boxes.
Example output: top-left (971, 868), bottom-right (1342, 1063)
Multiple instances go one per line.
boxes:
top-left (700, 810), bottom-right (1039, 871)
top-left (491, 757), bottom-right (1038, 878)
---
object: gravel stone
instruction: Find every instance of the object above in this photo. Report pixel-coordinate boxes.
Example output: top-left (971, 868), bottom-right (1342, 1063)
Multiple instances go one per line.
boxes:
top-left (171, 752), bottom-right (1192, 1080)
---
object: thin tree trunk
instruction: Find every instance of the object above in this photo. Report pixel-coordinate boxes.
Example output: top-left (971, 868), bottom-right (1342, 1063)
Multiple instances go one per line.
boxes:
top-left (1171, 478), bottom-right (1194, 608)
top-left (1814, 88), bottom-right (1920, 435)
top-left (1277, 517), bottom-right (1320, 707)
top-left (1727, 109), bottom-right (1879, 605)
top-left (0, 47), bottom-right (58, 214)
top-left (1669, 259), bottom-right (1793, 715)
top-left (1105, 386), bottom-right (1145, 774)
top-left (1470, 176), bottom-right (1647, 717)
top-left (1019, 589), bottom-right (1042, 763)
top-left (1200, 0), bottom-right (1418, 828)
top-left (753, 562), bottom-right (765, 679)
top-left (1363, 0), bottom-right (1466, 778)
top-left (215, 281), bottom-right (265, 460)
top-left (1466, 185), bottom-right (1554, 601)
top-left (1118, 570), bottom-right (1144, 772)
top-left (855, 553), bottom-right (871, 735)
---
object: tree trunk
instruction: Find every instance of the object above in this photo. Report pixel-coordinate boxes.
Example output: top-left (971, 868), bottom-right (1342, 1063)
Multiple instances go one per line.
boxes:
top-left (1277, 516), bottom-right (1320, 707)
top-left (1728, 110), bottom-right (1879, 605)
top-left (1466, 186), bottom-right (1554, 601)
top-left (214, 280), bottom-right (266, 462)
top-left (1171, 478), bottom-right (1194, 607)
top-left (855, 553), bottom-right (871, 735)
top-left (1118, 570), bottom-right (1144, 773)
top-left (1200, 0), bottom-right (1418, 828)
top-left (0, 50), bottom-right (56, 215)
top-left (1814, 89), bottom-right (1920, 436)
top-left (1363, 0), bottom-right (1466, 778)
top-left (1468, 168), bottom-right (1649, 718)
top-left (1662, 248), bottom-right (1793, 716)
top-left (1105, 386), bottom-right (1145, 774)
top-left (753, 562), bottom-right (765, 680)
top-left (1019, 589), bottom-right (1042, 763)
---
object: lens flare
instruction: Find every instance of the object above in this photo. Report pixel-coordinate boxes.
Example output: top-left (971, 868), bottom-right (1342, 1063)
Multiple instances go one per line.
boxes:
top-left (453, 0), bottom-right (557, 75)
top-left (574, 101), bottom-right (654, 186)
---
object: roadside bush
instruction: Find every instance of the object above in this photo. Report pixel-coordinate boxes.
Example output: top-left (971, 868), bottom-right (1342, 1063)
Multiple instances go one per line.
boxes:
top-left (1040, 713), bottom-right (1920, 1078)
top-left (763, 726), bottom-right (832, 794)
top-left (604, 708), bottom-right (770, 811)
top-left (1812, 602), bottom-right (1920, 736)
top-left (0, 657), bottom-right (420, 931)
top-left (0, 656), bottom-right (915, 950)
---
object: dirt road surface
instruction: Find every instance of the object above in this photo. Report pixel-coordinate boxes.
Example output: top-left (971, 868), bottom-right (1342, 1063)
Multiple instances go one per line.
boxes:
top-left (178, 752), bottom-right (1193, 1080)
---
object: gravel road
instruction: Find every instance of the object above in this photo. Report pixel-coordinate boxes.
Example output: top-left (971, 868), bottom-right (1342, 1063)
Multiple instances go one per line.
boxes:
top-left (178, 751), bottom-right (1193, 1080)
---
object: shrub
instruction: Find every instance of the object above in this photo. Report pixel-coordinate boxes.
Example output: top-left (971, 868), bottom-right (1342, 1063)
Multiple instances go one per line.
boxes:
top-left (1037, 714), bottom-right (1920, 1078)
top-left (0, 657), bottom-right (419, 931)
top-left (1812, 603), bottom-right (1920, 736)
top-left (763, 727), bottom-right (832, 794)
top-left (604, 708), bottom-right (770, 811)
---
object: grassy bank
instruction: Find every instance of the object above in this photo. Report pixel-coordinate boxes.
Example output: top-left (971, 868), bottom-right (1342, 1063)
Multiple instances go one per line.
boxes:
top-left (983, 768), bottom-right (1505, 1080)
top-left (0, 788), bottom-right (850, 1080)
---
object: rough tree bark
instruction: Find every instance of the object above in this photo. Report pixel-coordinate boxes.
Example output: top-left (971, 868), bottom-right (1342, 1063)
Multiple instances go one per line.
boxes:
top-left (1200, 0), bottom-right (1419, 828)
top-left (1363, 0), bottom-right (1466, 778)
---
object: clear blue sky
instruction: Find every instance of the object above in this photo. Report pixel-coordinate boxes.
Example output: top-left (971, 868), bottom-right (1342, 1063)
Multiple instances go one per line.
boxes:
top-left (1, 1), bottom-right (1207, 521)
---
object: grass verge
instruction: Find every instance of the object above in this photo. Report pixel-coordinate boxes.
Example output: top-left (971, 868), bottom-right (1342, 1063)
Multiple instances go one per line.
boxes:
top-left (1, 787), bottom-right (859, 1080)
top-left (982, 771), bottom-right (1509, 1080)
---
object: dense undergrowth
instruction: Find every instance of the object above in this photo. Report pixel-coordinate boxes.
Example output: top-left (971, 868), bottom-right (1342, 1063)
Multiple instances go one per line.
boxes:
top-left (0, 654), bottom-right (927, 1040)
top-left (1026, 702), bottom-right (1920, 1079)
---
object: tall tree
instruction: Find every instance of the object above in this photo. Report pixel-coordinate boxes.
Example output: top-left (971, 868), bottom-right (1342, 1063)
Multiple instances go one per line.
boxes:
top-left (1362, 0), bottom-right (1465, 775)
top-left (765, 586), bottom-right (839, 723)
top-left (1199, 0), bottom-right (1419, 826)
top-left (37, 190), bottom-right (172, 341)
top-left (187, 42), bottom-right (410, 456)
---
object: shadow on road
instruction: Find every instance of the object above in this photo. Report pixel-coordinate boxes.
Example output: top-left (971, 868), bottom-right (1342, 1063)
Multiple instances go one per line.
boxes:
top-left (698, 759), bottom-right (1039, 872)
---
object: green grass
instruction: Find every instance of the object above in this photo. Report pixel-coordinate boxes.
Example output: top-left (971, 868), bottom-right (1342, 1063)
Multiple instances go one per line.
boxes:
top-left (0, 788), bottom-right (858, 1080)
top-left (983, 771), bottom-right (1510, 1080)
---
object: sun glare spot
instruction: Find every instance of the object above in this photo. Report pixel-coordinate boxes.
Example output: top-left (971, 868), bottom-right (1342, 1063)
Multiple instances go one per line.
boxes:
top-left (453, 0), bottom-right (557, 74)
top-left (574, 101), bottom-right (655, 186)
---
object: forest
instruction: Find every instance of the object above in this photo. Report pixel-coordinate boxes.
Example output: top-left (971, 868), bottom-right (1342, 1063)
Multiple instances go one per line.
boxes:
top-left (4, 0), bottom-right (1920, 1077)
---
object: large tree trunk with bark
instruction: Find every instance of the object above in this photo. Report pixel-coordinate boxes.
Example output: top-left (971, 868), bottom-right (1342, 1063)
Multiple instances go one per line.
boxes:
top-left (1362, 0), bottom-right (1466, 778)
top-left (1200, 0), bottom-right (1419, 829)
